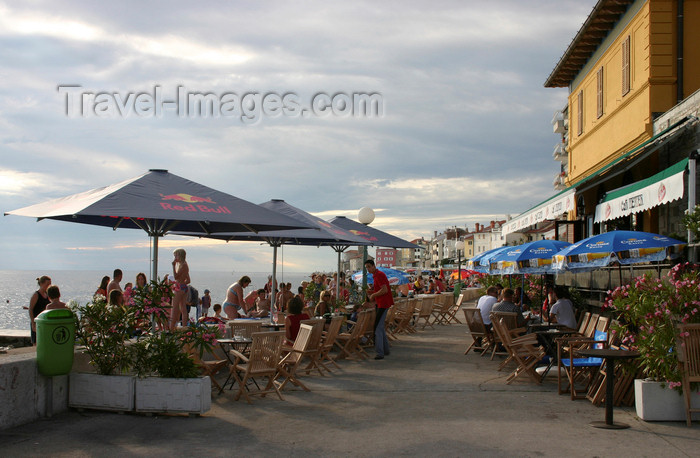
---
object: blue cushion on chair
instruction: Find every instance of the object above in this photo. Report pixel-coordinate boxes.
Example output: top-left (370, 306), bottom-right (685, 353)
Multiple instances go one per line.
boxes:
top-left (594, 330), bottom-right (607, 349)
top-left (560, 357), bottom-right (603, 367)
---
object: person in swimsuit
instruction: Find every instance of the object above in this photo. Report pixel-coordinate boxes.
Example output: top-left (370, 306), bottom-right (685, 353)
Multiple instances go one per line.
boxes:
top-left (170, 248), bottom-right (190, 330)
top-left (29, 275), bottom-right (51, 345)
top-left (223, 275), bottom-right (251, 319)
top-left (95, 275), bottom-right (109, 298)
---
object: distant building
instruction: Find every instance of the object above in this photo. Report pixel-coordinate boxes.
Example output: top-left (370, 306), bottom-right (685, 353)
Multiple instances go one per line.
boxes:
top-left (375, 248), bottom-right (397, 268)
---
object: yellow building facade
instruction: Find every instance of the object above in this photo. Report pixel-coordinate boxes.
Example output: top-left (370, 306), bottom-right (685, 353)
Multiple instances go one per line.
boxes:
top-left (544, 0), bottom-right (700, 236)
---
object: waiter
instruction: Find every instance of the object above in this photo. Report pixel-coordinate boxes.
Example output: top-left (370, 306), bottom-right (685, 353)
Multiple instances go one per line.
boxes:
top-left (365, 259), bottom-right (393, 360)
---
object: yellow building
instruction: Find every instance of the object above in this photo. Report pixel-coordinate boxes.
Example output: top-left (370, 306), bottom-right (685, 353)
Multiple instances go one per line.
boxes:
top-left (506, 0), bottom-right (699, 243)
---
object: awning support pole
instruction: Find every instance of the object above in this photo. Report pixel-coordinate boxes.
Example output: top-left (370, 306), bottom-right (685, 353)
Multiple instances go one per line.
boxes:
top-left (688, 150), bottom-right (698, 262)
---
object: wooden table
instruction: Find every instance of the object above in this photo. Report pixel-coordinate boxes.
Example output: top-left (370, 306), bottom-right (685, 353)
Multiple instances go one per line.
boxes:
top-left (576, 348), bottom-right (640, 429)
top-left (217, 337), bottom-right (253, 394)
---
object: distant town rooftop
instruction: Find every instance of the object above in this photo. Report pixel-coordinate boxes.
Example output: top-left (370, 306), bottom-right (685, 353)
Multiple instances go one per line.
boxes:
top-left (544, 0), bottom-right (634, 88)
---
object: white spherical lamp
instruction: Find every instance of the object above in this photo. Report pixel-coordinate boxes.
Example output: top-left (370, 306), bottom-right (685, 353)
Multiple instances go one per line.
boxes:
top-left (358, 207), bottom-right (375, 225)
top-left (455, 240), bottom-right (464, 251)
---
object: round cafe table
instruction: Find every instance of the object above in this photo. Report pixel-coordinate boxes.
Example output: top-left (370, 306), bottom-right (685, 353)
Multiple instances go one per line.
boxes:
top-left (576, 348), bottom-right (640, 429)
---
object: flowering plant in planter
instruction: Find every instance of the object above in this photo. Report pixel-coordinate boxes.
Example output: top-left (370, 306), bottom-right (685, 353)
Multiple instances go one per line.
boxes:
top-left (72, 277), bottom-right (223, 379)
top-left (124, 278), bottom-right (174, 331)
top-left (604, 262), bottom-right (700, 391)
top-left (71, 297), bottom-right (137, 375)
top-left (131, 324), bottom-right (223, 378)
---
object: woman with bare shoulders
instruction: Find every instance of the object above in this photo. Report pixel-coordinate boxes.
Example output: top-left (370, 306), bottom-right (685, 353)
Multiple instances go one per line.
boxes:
top-left (29, 275), bottom-right (51, 345)
top-left (135, 272), bottom-right (148, 289)
top-left (170, 248), bottom-right (190, 330)
top-left (223, 275), bottom-right (251, 319)
top-left (95, 275), bottom-right (109, 298)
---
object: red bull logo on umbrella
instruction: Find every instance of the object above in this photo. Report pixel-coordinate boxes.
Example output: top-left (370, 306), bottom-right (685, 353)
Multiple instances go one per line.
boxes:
top-left (349, 229), bottom-right (378, 242)
top-left (159, 193), bottom-right (231, 214)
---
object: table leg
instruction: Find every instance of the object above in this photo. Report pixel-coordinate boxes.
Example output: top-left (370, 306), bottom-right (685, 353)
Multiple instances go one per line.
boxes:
top-left (589, 356), bottom-right (630, 429)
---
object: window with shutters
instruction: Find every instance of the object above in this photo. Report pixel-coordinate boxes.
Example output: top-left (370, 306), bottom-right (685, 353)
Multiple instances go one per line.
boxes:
top-left (596, 66), bottom-right (604, 118)
top-left (577, 90), bottom-right (584, 135)
top-left (622, 35), bottom-right (630, 96)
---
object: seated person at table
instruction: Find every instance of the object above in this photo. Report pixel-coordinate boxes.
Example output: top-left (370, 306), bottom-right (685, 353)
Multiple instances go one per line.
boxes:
top-left (547, 286), bottom-right (577, 329)
top-left (513, 287), bottom-right (531, 312)
top-left (314, 291), bottom-right (333, 316)
top-left (285, 297), bottom-right (310, 345)
top-left (476, 286), bottom-right (499, 330)
top-left (250, 289), bottom-right (270, 318)
top-left (492, 288), bottom-right (526, 327)
top-left (199, 303), bottom-right (226, 324)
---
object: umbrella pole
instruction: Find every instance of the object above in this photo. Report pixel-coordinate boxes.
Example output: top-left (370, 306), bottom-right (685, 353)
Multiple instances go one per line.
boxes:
top-left (151, 234), bottom-right (159, 282)
top-left (271, 244), bottom-right (278, 317)
top-left (336, 248), bottom-right (342, 309)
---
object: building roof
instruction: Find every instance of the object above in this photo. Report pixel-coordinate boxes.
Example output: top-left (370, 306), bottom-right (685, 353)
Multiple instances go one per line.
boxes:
top-left (544, 0), bottom-right (634, 88)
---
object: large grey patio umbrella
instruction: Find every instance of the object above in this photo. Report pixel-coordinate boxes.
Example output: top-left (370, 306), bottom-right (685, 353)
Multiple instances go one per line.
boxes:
top-left (4, 170), bottom-right (313, 280)
top-left (179, 199), bottom-right (373, 311)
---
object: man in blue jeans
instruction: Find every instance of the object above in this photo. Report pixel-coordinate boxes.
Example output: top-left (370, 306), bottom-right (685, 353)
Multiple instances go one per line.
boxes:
top-left (365, 259), bottom-right (393, 360)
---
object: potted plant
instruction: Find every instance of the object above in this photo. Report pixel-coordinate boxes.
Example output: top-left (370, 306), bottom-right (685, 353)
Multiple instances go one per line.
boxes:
top-left (604, 262), bottom-right (700, 421)
top-left (131, 325), bottom-right (222, 415)
top-left (69, 295), bottom-right (138, 411)
top-left (69, 278), bottom-right (223, 414)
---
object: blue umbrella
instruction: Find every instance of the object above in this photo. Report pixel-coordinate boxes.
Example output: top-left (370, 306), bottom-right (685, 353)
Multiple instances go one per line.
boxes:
top-left (467, 246), bottom-right (510, 273)
top-left (552, 230), bottom-right (685, 272)
top-left (489, 240), bottom-right (572, 275)
top-left (352, 267), bottom-right (411, 286)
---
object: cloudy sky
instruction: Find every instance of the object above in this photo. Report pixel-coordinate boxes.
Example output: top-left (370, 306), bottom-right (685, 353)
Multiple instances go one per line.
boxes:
top-left (0, 0), bottom-right (597, 275)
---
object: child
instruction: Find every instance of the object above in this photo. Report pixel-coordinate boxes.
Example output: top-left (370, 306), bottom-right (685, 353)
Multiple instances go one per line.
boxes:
top-left (46, 285), bottom-right (67, 310)
top-left (200, 289), bottom-right (211, 317)
top-left (199, 303), bottom-right (226, 324)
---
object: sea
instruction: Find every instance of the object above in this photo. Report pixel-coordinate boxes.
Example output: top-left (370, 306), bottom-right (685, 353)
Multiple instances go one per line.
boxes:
top-left (0, 270), bottom-right (312, 331)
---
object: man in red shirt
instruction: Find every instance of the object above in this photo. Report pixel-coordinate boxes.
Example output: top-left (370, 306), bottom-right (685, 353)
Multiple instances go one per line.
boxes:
top-left (366, 259), bottom-right (393, 359)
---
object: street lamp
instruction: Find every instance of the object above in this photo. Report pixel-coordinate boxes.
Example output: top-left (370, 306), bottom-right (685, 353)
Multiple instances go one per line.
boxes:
top-left (455, 240), bottom-right (464, 295)
top-left (358, 207), bottom-right (375, 301)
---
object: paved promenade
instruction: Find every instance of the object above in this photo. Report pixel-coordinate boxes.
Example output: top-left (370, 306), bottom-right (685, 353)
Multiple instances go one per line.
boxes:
top-left (1, 323), bottom-right (698, 457)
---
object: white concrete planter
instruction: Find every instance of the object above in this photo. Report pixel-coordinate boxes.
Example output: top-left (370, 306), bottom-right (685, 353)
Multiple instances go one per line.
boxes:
top-left (69, 373), bottom-right (135, 412)
top-left (134, 376), bottom-right (211, 415)
top-left (635, 379), bottom-right (700, 421)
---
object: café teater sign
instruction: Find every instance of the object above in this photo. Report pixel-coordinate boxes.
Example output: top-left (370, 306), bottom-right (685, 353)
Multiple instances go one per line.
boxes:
top-left (594, 159), bottom-right (686, 224)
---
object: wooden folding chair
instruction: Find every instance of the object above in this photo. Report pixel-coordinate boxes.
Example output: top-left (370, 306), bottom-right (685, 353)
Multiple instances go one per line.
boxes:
top-left (229, 331), bottom-right (285, 403)
top-left (492, 317), bottom-right (545, 385)
top-left (315, 315), bottom-right (344, 374)
top-left (414, 296), bottom-right (435, 330)
top-left (390, 299), bottom-right (415, 336)
top-left (284, 318), bottom-right (324, 376)
top-left (489, 311), bottom-right (521, 361)
top-left (185, 343), bottom-right (228, 393)
top-left (678, 323), bottom-right (700, 426)
top-left (463, 307), bottom-right (492, 356)
top-left (556, 328), bottom-right (608, 399)
top-left (334, 310), bottom-right (371, 360)
top-left (442, 293), bottom-right (464, 325)
top-left (276, 324), bottom-right (314, 392)
top-left (431, 294), bottom-right (454, 325)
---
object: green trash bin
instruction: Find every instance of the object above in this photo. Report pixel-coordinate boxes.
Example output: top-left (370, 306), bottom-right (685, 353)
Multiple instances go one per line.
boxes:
top-left (35, 309), bottom-right (75, 376)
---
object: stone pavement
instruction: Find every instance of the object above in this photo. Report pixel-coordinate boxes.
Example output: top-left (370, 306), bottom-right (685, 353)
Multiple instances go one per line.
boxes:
top-left (1, 324), bottom-right (698, 457)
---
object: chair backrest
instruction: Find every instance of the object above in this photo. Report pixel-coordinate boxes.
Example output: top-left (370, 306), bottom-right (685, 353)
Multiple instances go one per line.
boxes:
top-left (322, 315), bottom-right (344, 349)
top-left (491, 311), bottom-right (519, 330)
top-left (463, 307), bottom-right (487, 336)
top-left (577, 311), bottom-right (591, 335)
top-left (492, 317), bottom-right (512, 349)
top-left (248, 331), bottom-right (285, 371)
top-left (595, 316), bottom-right (611, 333)
top-left (300, 319), bottom-right (325, 350)
top-left (230, 320), bottom-right (263, 338)
top-left (419, 297), bottom-right (434, 316)
top-left (288, 324), bottom-right (314, 360)
top-left (456, 294), bottom-right (465, 307)
top-left (583, 313), bottom-right (600, 338)
top-left (678, 324), bottom-right (700, 380)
